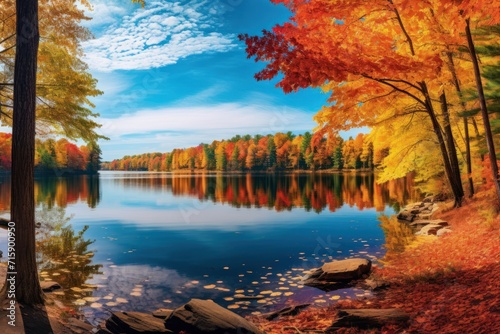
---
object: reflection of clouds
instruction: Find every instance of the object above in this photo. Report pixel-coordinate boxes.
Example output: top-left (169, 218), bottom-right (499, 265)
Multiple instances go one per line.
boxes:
top-left (67, 200), bottom-right (386, 231)
top-left (68, 203), bottom-right (312, 230)
top-left (84, 264), bottom-right (207, 324)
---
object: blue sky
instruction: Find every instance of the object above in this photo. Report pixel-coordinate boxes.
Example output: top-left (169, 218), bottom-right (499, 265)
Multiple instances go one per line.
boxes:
top-left (80, 0), bottom-right (355, 161)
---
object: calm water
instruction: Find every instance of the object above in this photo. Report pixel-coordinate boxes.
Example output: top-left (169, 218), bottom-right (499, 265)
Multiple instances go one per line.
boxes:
top-left (0, 171), bottom-right (415, 324)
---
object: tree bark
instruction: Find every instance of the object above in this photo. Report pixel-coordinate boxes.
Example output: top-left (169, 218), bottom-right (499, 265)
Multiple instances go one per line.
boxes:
top-left (420, 83), bottom-right (463, 206)
top-left (10, 0), bottom-right (44, 304)
top-left (446, 52), bottom-right (474, 197)
top-left (465, 18), bottom-right (500, 205)
top-left (440, 92), bottom-right (464, 206)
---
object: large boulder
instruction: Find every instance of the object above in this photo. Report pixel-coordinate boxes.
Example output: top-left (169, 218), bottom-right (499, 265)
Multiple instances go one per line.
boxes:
top-left (303, 258), bottom-right (372, 291)
top-left (164, 299), bottom-right (263, 334)
top-left (106, 311), bottom-right (172, 334)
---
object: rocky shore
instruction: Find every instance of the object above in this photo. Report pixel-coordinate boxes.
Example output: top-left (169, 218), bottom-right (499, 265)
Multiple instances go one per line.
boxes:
top-left (396, 195), bottom-right (452, 236)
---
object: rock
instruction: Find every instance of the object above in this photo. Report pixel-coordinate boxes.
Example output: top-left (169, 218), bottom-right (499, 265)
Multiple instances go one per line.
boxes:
top-left (423, 202), bottom-right (433, 209)
top-left (40, 281), bottom-right (61, 292)
top-left (152, 308), bottom-right (173, 319)
top-left (415, 223), bottom-right (445, 236)
top-left (410, 219), bottom-right (448, 228)
top-left (106, 311), bottom-right (172, 334)
top-left (436, 228), bottom-right (452, 236)
top-left (422, 195), bottom-right (434, 203)
top-left (397, 211), bottom-right (415, 222)
top-left (0, 218), bottom-right (9, 226)
top-left (164, 299), bottom-right (263, 334)
top-left (405, 202), bottom-right (424, 210)
top-left (66, 318), bottom-right (95, 334)
top-left (303, 258), bottom-right (371, 291)
top-left (263, 304), bottom-right (311, 321)
top-left (361, 278), bottom-right (390, 291)
top-left (330, 309), bottom-right (409, 329)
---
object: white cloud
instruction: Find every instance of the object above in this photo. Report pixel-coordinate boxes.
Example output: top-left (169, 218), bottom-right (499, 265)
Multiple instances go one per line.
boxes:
top-left (83, 1), bottom-right (237, 72)
top-left (96, 102), bottom-right (316, 159)
top-left (67, 198), bottom-right (311, 230)
top-left (100, 103), bottom-right (314, 138)
top-left (82, 1), bottom-right (130, 28)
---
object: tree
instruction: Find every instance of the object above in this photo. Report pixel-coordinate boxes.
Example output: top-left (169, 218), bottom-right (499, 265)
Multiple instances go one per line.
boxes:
top-left (300, 132), bottom-right (312, 169)
top-left (246, 142), bottom-right (257, 170)
top-left (215, 141), bottom-right (227, 171)
top-left (203, 144), bottom-right (216, 170)
top-left (266, 135), bottom-right (277, 169)
top-left (239, 0), bottom-right (472, 206)
top-left (465, 19), bottom-right (500, 203)
top-left (228, 144), bottom-right (240, 170)
top-left (1, 0), bottom-right (142, 307)
top-left (332, 139), bottom-right (344, 170)
top-left (8, 0), bottom-right (44, 305)
top-left (85, 142), bottom-right (102, 174)
top-left (1, 0), bottom-right (104, 143)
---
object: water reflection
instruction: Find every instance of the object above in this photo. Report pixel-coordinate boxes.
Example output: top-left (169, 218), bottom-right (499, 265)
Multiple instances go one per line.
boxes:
top-left (379, 215), bottom-right (416, 261)
top-left (0, 175), bottom-right (100, 213)
top-left (0, 172), bottom-right (421, 323)
top-left (103, 172), bottom-right (418, 213)
top-left (0, 172), bottom-right (417, 213)
top-left (36, 205), bottom-right (102, 305)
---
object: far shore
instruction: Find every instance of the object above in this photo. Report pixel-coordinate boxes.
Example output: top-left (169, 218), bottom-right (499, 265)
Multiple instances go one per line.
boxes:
top-left (99, 168), bottom-right (375, 174)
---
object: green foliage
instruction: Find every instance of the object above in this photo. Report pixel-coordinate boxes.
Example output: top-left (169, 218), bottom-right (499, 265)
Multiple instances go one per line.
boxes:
top-left (332, 145), bottom-right (344, 170)
top-left (267, 135), bottom-right (277, 168)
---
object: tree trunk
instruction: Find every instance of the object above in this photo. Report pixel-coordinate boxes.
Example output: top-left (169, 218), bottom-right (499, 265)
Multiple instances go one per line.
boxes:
top-left (463, 117), bottom-right (474, 197)
top-left (465, 18), bottom-right (500, 205)
top-left (440, 92), bottom-right (464, 205)
top-left (10, 0), bottom-right (44, 304)
top-left (446, 52), bottom-right (474, 197)
top-left (420, 83), bottom-right (463, 206)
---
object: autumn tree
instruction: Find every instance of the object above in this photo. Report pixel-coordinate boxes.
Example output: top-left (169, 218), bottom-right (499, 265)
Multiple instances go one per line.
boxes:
top-left (238, 0), bottom-right (498, 206)
top-left (7, 0), bottom-right (45, 305)
top-left (1, 0), bottom-right (103, 143)
top-left (0, 0), bottom-right (141, 306)
top-left (464, 19), bottom-right (500, 202)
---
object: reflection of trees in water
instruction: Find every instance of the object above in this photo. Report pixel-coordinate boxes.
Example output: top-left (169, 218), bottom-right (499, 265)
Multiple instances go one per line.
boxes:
top-left (379, 215), bottom-right (415, 261)
top-left (0, 175), bottom-right (100, 210)
top-left (36, 204), bottom-right (102, 304)
top-left (115, 172), bottom-right (420, 212)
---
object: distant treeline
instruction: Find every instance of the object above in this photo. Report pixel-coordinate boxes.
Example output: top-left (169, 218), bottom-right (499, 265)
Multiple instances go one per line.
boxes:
top-left (0, 133), bottom-right (101, 175)
top-left (102, 132), bottom-right (380, 172)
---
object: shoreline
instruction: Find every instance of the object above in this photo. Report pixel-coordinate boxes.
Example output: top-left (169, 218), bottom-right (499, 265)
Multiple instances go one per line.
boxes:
top-left (99, 168), bottom-right (375, 175)
top-left (252, 192), bottom-right (500, 332)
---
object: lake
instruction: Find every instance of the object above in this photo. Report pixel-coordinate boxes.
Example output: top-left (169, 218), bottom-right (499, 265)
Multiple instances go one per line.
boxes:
top-left (0, 171), bottom-right (416, 324)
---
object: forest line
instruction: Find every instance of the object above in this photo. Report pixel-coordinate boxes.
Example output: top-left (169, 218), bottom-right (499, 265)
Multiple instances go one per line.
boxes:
top-left (0, 132), bottom-right (101, 174)
top-left (101, 132), bottom-right (374, 172)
